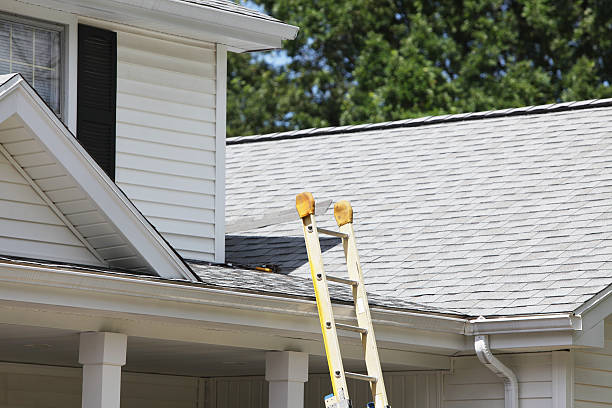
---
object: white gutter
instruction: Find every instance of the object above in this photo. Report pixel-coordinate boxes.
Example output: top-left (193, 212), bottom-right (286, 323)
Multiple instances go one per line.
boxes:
top-left (467, 313), bottom-right (581, 335)
top-left (475, 334), bottom-right (519, 408)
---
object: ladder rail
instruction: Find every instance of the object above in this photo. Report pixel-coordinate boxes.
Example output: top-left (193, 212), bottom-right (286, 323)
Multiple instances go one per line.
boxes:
top-left (296, 193), bottom-right (351, 402)
top-left (338, 213), bottom-right (390, 408)
top-left (297, 193), bottom-right (390, 408)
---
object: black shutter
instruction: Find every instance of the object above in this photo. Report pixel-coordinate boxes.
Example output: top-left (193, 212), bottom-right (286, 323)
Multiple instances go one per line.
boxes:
top-left (77, 24), bottom-right (117, 180)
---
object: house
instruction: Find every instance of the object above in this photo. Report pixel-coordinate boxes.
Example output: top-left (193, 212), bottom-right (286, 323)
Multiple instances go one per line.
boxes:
top-left (225, 102), bottom-right (612, 407)
top-left (0, 2), bottom-right (610, 408)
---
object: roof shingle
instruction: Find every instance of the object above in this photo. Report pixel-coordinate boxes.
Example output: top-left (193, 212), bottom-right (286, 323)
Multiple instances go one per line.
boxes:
top-left (225, 105), bottom-right (612, 317)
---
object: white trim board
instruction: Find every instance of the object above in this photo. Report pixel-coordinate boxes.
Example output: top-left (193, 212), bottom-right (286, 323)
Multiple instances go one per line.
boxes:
top-left (16, 0), bottom-right (299, 51)
top-left (214, 44), bottom-right (227, 263)
top-left (0, 74), bottom-right (196, 281)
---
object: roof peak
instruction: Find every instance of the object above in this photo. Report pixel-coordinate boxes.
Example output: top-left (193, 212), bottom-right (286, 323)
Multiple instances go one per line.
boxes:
top-left (228, 98), bottom-right (612, 145)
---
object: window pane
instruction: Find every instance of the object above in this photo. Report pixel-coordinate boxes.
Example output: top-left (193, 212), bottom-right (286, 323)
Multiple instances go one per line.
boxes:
top-left (12, 61), bottom-right (32, 83)
top-left (0, 15), bottom-right (62, 115)
top-left (0, 22), bottom-right (8, 61)
top-left (11, 23), bottom-right (33, 65)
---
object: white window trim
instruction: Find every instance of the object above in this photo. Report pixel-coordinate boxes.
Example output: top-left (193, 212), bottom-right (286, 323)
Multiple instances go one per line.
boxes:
top-left (0, 0), bottom-right (77, 133)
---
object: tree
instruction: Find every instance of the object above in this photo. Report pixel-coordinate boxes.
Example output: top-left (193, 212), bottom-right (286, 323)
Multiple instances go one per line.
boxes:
top-left (227, 0), bottom-right (612, 137)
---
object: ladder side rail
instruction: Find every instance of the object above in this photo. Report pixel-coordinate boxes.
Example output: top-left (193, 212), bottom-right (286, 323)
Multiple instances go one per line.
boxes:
top-left (335, 201), bottom-right (390, 408)
top-left (297, 193), bottom-right (351, 403)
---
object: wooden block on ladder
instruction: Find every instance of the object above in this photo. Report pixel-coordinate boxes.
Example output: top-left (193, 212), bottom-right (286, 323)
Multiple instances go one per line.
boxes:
top-left (296, 192), bottom-right (390, 408)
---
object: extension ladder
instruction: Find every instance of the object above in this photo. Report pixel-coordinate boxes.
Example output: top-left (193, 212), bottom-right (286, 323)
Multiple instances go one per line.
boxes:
top-left (296, 192), bottom-right (390, 408)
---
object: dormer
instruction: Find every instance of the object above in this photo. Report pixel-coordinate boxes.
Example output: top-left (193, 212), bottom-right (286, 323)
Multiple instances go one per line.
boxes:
top-left (0, 0), bottom-right (298, 267)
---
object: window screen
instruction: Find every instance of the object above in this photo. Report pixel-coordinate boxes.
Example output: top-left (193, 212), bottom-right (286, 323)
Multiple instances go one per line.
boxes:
top-left (0, 14), bottom-right (62, 115)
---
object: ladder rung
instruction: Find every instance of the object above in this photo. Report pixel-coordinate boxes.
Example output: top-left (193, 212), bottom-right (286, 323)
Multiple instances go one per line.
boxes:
top-left (344, 372), bottom-right (377, 383)
top-left (326, 275), bottom-right (359, 286)
top-left (336, 323), bottom-right (368, 334)
top-left (317, 227), bottom-right (348, 238)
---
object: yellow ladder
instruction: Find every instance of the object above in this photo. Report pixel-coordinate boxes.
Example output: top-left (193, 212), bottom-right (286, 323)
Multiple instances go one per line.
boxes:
top-left (296, 192), bottom-right (390, 408)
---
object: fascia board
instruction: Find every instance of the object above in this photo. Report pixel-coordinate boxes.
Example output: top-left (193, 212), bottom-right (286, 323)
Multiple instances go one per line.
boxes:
top-left (17, 0), bottom-right (298, 51)
top-left (0, 261), bottom-right (465, 356)
top-left (0, 75), bottom-right (196, 281)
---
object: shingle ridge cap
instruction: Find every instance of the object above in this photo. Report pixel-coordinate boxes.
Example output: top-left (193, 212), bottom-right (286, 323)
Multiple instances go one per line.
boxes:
top-left (227, 98), bottom-right (612, 145)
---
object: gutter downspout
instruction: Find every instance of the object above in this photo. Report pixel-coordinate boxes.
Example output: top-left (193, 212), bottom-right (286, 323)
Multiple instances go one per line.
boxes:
top-left (474, 334), bottom-right (519, 408)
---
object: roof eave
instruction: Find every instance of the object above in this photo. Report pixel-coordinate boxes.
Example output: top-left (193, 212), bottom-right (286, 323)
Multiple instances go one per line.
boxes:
top-left (18, 0), bottom-right (298, 51)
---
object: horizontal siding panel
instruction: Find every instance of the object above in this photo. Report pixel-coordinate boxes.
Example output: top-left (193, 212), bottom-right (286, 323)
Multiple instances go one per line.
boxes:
top-left (0, 162), bottom-right (30, 184)
top-left (0, 180), bottom-right (45, 205)
top-left (177, 248), bottom-right (215, 261)
top-left (117, 46), bottom-right (214, 78)
top-left (117, 93), bottom-right (215, 123)
top-left (117, 78), bottom-right (215, 108)
top-left (575, 384), bottom-right (612, 404)
top-left (0, 218), bottom-right (84, 246)
top-left (116, 138), bottom-right (215, 165)
top-left (117, 108), bottom-right (215, 135)
top-left (116, 153), bottom-right (215, 180)
top-left (118, 31), bottom-right (215, 61)
top-left (574, 321), bottom-right (612, 406)
top-left (118, 62), bottom-right (215, 94)
top-left (0, 236), bottom-right (99, 265)
top-left (575, 352), bottom-right (612, 372)
top-left (163, 233), bottom-right (215, 253)
top-left (118, 183), bottom-right (215, 208)
top-left (116, 124), bottom-right (215, 150)
top-left (575, 368), bottom-right (612, 388)
top-left (0, 200), bottom-right (63, 225)
top-left (116, 168), bottom-right (214, 195)
top-left (129, 200), bottom-right (214, 224)
top-left (444, 354), bottom-right (553, 408)
top-left (147, 216), bottom-right (214, 238)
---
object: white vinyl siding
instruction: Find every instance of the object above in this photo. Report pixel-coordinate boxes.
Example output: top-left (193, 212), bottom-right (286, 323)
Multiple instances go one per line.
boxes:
top-left (202, 372), bottom-right (440, 408)
top-left (442, 353), bottom-right (552, 408)
top-left (115, 31), bottom-right (217, 262)
top-left (0, 115), bottom-right (151, 271)
top-left (0, 126), bottom-right (100, 265)
top-left (0, 362), bottom-right (198, 408)
top-left (574, 319), bottom-right (612, 407)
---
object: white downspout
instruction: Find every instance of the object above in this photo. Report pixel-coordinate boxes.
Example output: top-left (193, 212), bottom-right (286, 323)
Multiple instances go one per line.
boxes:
top-left (474, 334), bottom-right (519, 408)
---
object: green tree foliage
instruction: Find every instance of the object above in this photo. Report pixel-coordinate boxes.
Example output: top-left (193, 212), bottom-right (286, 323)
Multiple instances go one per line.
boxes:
top-left (227, 0), bottom-right (612, 136)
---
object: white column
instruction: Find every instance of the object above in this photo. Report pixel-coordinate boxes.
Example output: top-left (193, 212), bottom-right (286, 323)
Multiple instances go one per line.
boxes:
top-left (79, 332), bottom-right (127, 408)
top-left (265, 351), bottom-right (309, 408)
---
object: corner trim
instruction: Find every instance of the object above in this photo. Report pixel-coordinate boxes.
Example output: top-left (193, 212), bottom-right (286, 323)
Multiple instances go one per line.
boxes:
top-left (214, 44), bottom-right (227, 263)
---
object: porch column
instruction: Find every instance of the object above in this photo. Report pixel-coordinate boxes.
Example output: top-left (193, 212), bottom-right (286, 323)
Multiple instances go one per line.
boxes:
top-left (79, 332), bottom-right (127, 408)
top-left (265, 351), bottom-right (309, 408)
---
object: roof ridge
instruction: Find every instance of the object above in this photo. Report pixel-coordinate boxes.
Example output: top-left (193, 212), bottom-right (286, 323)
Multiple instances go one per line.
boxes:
top-left (228, 98), bottom-right (612, 145)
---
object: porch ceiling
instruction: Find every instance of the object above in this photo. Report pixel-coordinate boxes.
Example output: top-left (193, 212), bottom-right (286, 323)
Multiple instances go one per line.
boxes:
top-left (0, 323), bottom-right (426, 377)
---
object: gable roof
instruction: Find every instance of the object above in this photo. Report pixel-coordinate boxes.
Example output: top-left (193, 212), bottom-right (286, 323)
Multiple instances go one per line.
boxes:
top-left (226, 100), bottom-right (612, 317)
top-left (0, 74), bottom-right (196, 281)
top-left (178, 0), bottom-right (282, 23)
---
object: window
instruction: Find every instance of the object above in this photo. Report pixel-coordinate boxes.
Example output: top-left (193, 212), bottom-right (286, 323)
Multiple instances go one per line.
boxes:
top-left (0, 13), bottom-right (63, 115)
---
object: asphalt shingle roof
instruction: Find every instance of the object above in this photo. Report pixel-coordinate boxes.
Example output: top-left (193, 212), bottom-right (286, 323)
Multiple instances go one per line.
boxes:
top-left (225, 102), bottom-right (612, 317)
